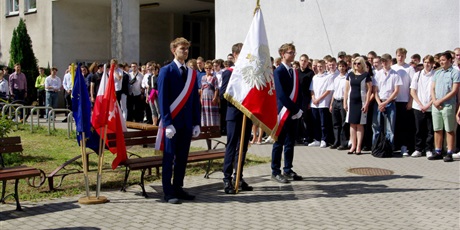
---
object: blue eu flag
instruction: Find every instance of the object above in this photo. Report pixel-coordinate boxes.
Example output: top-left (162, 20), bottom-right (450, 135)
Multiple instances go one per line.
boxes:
top-left (72, 63), bottom-right (100, 153)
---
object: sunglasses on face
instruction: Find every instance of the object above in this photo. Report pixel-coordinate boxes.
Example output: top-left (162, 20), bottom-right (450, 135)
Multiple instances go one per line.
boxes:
top-left (353, 62), bottom-right (361, 66)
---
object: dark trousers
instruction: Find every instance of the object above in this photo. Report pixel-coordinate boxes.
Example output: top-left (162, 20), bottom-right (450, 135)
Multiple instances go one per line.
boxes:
top-left (222, 114), bottom-right (252, 182)
top-left (127, 94), bottom-right (143, 122)
top-left (413, 109), bottom-right (434, 152)
top-left (363, 100), bottom-right (375, 149)
top-left (13, 89), bottom-right (26, 119)
top-left (162, 126), bottom-right (193, 199)
top-left (219, 100), bottom-right (227, 134)
top-left (331, 100), bottom-right (349, 147)
top-left (395, 102), bottom-right (415, 150)
top-left (271, 118), bottom-right (297, 175)
top-left (311, 107), bottom-right (331, 142)
top-left (302, 108), bottom-right (314, 143)
top-left (64, 92), bottom-right (72, 115)
top-left (37, 89), bottom-right (45, 115)
top-left (144, 100), bottom-right (152, 124)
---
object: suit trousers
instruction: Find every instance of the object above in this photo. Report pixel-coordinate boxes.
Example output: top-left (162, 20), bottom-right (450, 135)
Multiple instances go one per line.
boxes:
top-left (413, 109), bottom-right (434, 152)
top-left (222, 115), bottom-right (252, 182)
top-left (271, 118), bottom-right (297, 175)
top-left (162, 126), bottom-right (193, 198)
top-left (331, 100), bottom-right (349, 147)
top-left (311, 107), bottom-right (331, 142)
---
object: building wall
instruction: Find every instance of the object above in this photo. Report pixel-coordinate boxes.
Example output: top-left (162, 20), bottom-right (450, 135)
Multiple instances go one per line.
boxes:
top-left (0, 0), bottom-right (53, 68)
top-left (139, 11), bottom-right (176, 64)
top-left (215, 0), bottom-right (460, 59)
top-left (52, 1), bottom-right (111, 73)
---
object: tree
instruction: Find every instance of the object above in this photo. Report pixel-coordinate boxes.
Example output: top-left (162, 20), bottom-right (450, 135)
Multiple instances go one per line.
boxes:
top-left (9, 18), bottom-right (39, 104)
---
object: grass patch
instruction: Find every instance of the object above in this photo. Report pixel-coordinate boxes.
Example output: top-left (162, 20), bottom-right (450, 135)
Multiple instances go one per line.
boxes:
top-left (1, 124), bottom-right (270, 203)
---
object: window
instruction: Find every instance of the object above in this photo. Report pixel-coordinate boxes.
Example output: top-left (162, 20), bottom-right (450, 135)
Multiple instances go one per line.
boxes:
top-left (25, 0), bottom-right (37, 13)
top-left (6, 0), bottom-right (19, 16)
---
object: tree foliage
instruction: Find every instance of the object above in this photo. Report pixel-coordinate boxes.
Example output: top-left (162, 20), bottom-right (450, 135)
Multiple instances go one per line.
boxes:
top-left (9, 18), bottom-right (39, 104)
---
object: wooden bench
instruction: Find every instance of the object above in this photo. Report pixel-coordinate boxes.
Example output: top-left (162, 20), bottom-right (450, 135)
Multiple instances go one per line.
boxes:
top-left (108, 125), bottom-right (226, 197)
top-left (0, 136), bottom-right (43, 211)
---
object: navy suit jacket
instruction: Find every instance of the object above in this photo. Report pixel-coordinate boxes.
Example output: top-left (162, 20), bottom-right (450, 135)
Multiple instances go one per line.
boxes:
top-left (273, 64), bottom-right (302, 117)
top-left (220, 68), bottom-right (243, 121)
top-left (157, 62), bottom-right (201, 129)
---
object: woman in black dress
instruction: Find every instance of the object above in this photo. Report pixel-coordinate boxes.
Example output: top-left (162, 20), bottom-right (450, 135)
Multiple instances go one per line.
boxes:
top-left (344, 57), bottom-right (372, 154)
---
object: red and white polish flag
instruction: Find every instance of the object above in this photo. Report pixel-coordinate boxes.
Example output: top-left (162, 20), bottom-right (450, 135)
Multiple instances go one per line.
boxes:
top-left (223, 8), bottom-right (279, 139)
top-left (91, 64), bottom-right (127, 169)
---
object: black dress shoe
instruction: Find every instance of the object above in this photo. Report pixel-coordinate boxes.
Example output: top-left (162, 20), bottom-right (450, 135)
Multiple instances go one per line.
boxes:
top-left (61, 118), bottom-right (68, 123)
top-left (428, 153), bottom-right (443, 160)
top-left (224, 181), bottom-right (236, 194)
top-left (337, 146), bottom-right (348, 150)
top-left (271, 174), bottom-right (289, 183)
top-left (283, 171), bottom-right (303, 181)
top-left (175, 190), bottom-right (195, 200)
top-left (233, 179), bottom-right (254, 191)
top-left (362, 146), bottom-right (370, 151)
top-left (329, 145), bottom-right (338, 149)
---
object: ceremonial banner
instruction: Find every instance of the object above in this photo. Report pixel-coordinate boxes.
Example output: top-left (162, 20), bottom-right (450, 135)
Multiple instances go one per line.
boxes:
top-left (91, 64), bottom-right (127, 169)
top-left (223, 8), bottom-right (278, 138)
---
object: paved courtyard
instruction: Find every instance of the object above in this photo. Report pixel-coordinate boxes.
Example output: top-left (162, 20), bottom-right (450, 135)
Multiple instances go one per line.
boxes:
top-left (1, 120), bottom-right (459, 229)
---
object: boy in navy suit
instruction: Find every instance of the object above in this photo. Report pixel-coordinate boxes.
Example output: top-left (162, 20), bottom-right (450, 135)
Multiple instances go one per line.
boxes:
top-left (220, 43), bottom-right (254, 194)
top-left (157, 37), bottom-right (201, 204)
top-left (271, 43), bottom-right (303, 183)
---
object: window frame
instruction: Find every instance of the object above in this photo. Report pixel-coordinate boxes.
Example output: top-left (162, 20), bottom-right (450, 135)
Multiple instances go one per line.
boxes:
top-left (6, 0), bottom-right (20, 16)
top-left (25, 0), bottom-right (37, 13)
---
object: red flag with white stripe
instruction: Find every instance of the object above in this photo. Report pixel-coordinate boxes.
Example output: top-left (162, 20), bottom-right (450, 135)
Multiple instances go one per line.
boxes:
top-left (91, 64), bottom-right (127, 169)
top-left (223, 8), bottom-right (279, 139)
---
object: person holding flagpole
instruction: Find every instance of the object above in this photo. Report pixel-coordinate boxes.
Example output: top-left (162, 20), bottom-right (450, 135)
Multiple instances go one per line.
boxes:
top-left (220, 43), bottom-right (254, 194)
top-left (271, 43), bottom-right (303, 184)
top-left (156, 37), bottom-right (201, 204)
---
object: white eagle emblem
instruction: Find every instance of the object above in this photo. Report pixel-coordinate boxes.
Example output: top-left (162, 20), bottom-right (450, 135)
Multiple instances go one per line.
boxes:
top-left (238, 45), bottom-right (275, 95)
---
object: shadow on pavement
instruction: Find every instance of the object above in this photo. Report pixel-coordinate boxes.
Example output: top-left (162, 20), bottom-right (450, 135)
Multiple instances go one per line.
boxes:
top-left (0, 201), bottom-right (79, 221)
top-left (45, 228), bottom-right (101, 230)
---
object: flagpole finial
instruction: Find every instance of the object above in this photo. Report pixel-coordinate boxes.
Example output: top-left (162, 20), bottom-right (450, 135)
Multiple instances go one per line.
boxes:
top-left (254, 0), bottom-right (260, 15)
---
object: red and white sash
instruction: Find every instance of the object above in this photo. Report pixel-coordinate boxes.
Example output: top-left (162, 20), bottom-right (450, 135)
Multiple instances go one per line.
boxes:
top-left (155, 68), bottom-right (197, 151)
top-left (274, 68), bottom-right (299, 137)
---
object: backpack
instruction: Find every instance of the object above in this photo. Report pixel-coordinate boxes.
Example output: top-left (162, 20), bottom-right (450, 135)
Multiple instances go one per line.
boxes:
top-left (371, 133), bottom-right (393, 158)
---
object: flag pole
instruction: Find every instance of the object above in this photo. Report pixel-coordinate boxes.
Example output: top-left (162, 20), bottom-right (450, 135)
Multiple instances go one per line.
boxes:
top-left (96, 126), bottom-right (107, 198)
top-left (234, 115), bottom-right (248, 193)
top-left (234, 0), bottom-right (262, 193)
top-left (80, 132), bottom-right (90, 198)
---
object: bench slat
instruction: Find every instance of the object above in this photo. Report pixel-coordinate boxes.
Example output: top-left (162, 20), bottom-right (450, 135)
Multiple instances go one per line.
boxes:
top-left (0, 167), bottom-right (41, 180)
top-left (0, 145), bottom-right (24, 154)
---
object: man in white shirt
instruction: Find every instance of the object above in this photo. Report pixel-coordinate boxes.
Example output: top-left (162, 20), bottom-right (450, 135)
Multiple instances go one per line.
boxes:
top-left (127, 62), bottom-right (144, 122)
top-left (410, 55), bottom-right (435, 158)
top-left (309, 60), bottom-right (334, 148)
top-left (372, 54), bottom-right (402, 148)
top-left (391, 48), bottom-right (416, 156)
top-left (62, 64), bottom-right (73, 122)
top-left (141, 62), bottom-right (154, 124)
top-left (45, 67), bottom-right (61, 119)
top-left (330, 60), bottom-right (349, 149)
top-left (112, 59), bottom-right (128, 120)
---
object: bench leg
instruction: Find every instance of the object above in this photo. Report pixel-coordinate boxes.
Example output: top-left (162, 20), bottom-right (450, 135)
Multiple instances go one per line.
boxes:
top-left (1, 180), bottom-right (6, 203)
top-left (14, 179), bottom-right (22, 211)
top-left (121, 167), bottom-right (131, 192)
top-left (204, 160), bottom-right (213, 179)
top-left (48, 176), bottom-right (54, 191)
top-left (139, 169), bottom-right (148, 198)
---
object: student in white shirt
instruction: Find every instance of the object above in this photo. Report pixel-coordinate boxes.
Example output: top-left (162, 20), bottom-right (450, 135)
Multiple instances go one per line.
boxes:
top-left (330, 60), bottom-right (349, 150)
top-left (45, 67), bottom-right (61, 119)
top-left (308, 60), bottom-right (333, 148)
top-left (410, 55), bottom-right (435, 158)
top-left (391, 48), bottom-right (416, 156)
top-left (0, 72), bottom-right (9, 100)
top-left (372, 54), bottom-right (402, 149)
top-left (127, 62), bottom-right (144, 122)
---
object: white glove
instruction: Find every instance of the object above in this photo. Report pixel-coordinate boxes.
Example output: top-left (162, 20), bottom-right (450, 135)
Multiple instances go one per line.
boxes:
top-left (165, 125), bottom-right (176, 139)
top-left (291, 109), bottom-right (303, 119)
top-left (192, 125), bottom-right (201, 137)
